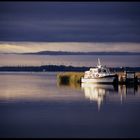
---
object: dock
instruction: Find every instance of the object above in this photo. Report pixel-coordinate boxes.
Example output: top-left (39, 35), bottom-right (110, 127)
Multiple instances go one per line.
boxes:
top-left (117, 71), bottom-right (139, 85)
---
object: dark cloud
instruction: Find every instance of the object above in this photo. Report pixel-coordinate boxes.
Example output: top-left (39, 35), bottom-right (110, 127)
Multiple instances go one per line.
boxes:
top-left (0, 2), bottom-right (140, 42)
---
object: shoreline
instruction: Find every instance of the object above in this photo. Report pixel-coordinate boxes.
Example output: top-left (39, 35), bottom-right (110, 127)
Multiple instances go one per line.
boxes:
top-left (0, 65), bottom-right (140, 72)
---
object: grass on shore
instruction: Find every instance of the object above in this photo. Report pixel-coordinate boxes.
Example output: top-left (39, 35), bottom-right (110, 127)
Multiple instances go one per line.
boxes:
top-left (57, 72), bottom-right (84, 85)
top-left (57, 72), bottom-right (84, 90)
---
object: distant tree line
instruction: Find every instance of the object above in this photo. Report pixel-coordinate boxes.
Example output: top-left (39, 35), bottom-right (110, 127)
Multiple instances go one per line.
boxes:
top-left (0, 65), bottom-right (140, 72)
top-left (0, 65), bottom-right (89, 72)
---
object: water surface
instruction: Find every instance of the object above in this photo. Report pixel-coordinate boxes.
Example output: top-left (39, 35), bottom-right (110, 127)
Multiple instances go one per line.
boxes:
top-left (0, 72), bottom-right (140, 138)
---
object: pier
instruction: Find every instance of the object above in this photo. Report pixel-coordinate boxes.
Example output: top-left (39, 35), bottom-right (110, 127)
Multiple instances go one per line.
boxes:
top-left (117, 71), bottom-right (139, 85)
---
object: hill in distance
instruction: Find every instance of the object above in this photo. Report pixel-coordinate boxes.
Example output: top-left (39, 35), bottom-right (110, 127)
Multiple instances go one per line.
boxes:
top-left (21, 51), bottom-right (140, 55)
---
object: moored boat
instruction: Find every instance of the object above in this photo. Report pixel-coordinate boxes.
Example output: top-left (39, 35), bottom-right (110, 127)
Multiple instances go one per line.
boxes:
top-left (81, 58), bottom-right (117, 84)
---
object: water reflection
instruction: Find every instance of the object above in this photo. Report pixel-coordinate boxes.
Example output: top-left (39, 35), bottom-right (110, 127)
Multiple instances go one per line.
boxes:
top-left (1, 73), bottom-right (140, 138)
top-left (0, 73), bottom-right (140, 109)
top-left (81, 84), bottom-right (112, 110)
top-left (81, 83), bottom-right (139, 111)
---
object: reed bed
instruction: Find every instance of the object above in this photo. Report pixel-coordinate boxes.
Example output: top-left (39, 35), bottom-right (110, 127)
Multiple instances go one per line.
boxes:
top-left (57, 72), bottom-right (84, 85)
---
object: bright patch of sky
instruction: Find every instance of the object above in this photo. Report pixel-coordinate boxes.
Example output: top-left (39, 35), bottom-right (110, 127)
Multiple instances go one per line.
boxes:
top-left (0, 42), bottom-right (140, 53)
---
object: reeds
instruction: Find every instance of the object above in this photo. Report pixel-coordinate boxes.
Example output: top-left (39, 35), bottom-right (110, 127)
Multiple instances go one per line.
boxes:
top-left (57, 72), bottom-right (84, 85)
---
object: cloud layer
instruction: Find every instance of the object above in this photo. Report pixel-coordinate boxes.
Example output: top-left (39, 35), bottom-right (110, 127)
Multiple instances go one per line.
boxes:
top-left (0, 2), bottom-right (140, 42)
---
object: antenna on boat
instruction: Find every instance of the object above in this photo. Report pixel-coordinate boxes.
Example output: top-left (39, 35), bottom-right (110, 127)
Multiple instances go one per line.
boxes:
top-left (97, 58), bottom-right (101, 67)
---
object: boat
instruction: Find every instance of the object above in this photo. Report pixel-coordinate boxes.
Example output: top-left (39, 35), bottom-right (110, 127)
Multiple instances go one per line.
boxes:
top-left (81, 58), bottom-right (117, 84)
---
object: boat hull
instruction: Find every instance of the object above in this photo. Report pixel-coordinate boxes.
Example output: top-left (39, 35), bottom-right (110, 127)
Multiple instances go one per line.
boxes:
top-left (81, 76), bottom-right (115, 84)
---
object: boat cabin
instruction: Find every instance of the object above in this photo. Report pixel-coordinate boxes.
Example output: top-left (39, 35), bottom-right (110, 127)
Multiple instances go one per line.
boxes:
top-left (84, 66), bottom-right (111, 79)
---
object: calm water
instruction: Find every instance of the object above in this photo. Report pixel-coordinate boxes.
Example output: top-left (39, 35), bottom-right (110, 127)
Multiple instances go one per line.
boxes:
top-left (0, 54), bottom-right (140, 67)
top-left (0, 72), bottom-right (140, 138)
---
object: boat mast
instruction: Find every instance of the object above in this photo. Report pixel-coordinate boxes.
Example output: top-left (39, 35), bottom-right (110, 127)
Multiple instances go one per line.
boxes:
top-left (97, 58), bottom-right (101, 68)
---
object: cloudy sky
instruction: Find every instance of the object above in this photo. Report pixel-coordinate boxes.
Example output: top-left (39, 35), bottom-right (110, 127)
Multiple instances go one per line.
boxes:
top-left (0, 2), bottom-right (140, 53)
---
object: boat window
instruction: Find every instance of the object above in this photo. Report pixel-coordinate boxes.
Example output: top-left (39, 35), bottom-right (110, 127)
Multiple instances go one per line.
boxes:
top-left (98, 69), bottom-right (101, 73)
top-left (102, 69), bottom-right (107, 73)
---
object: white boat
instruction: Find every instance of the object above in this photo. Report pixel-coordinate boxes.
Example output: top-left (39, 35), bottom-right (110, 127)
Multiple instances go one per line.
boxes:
top-left (81, 58), bottom-right (116, 84)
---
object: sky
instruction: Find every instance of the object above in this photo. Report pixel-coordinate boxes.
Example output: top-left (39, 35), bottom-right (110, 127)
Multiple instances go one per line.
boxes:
top-left (0, 2), bottom-right (140, 53)
top-left (0, 42), bottom-right (140, 53)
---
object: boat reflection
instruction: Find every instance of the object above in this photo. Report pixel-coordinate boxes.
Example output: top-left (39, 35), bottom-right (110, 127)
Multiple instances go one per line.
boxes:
top-left (81, 83), bottom-right (139, 111)
top-left (81, 83), bottom-right (114, 110)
